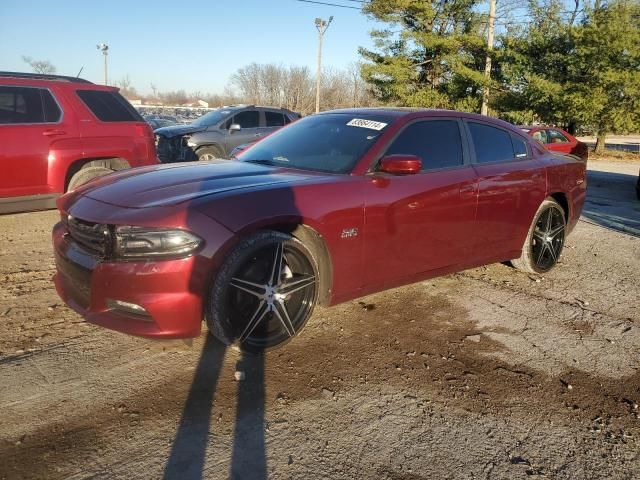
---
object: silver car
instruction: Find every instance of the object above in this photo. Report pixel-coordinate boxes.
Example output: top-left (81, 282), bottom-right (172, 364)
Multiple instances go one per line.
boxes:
top-left (154, 105), bottom-right (299, 163)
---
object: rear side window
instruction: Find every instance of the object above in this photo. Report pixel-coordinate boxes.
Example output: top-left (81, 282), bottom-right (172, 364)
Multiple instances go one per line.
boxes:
top-left (512, 136), bottom-right (528, 158)
top-left (265, 111), bottom-right (286, 127)
top-left (385, 120), bottom-right (464, 170)
top-left (76, 90), bottom-right (142, 122)
top-left (0, 86), bottom-right (44, 124)
top-left (233, 110), bottom-right (260, 128)
top-left (41, 90), bottom-right (62, 122)
top-left (468, 122), bottom-right (514, 163)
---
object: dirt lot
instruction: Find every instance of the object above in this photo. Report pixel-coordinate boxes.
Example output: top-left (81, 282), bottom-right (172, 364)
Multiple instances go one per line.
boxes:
top-left (1, 159), bottom-right (638, 480)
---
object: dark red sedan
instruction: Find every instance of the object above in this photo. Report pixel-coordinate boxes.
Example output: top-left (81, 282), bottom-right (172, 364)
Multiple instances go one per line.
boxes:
top-left (521, 125), bottom-right (588, 162)
top-left (53, 109), bottom-right (587, 351)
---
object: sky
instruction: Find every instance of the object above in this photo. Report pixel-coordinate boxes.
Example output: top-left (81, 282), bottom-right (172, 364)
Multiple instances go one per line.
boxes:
top-left (0, 0), bottom-right (382, 95)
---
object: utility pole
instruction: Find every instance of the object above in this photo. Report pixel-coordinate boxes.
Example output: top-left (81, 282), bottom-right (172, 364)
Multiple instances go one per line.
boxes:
top-left (480, 0), bottom-right (495, 116)
top-left (315, 16), bottom-right (333, 113)
top-left (96, 43), bottom-right (109, 85)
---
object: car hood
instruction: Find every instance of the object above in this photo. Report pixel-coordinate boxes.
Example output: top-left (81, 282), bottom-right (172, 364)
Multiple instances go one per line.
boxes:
top-left (154, 124), bottom-right (207, 138)
top-left (82, 160), bottom-right (324, 208)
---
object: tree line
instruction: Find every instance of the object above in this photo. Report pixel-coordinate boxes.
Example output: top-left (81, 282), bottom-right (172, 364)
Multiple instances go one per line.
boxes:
top-left (110, 63), bottom-right (377, 115)
top-left (360, 0), bottom-right (639, 152)
top-left (22, 0), bottom-right (638, 151)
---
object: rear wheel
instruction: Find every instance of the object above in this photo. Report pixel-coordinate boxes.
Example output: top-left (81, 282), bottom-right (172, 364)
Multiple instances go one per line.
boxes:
top-left (197, 145), bottom-right (224, 161)
top-left (67, 166), bottom-right (114, 191)
top-left (511, 198), bottom-right (566, 274)
top-left (206, 231), bottom-right (318, 352)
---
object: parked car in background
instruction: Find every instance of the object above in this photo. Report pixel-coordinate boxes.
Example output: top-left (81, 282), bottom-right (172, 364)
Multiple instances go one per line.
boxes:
top-left (53, 108), bottom-right (586, 352)
top-left (154, 105), bottom-right (299, 162)
top-left (144, 117), bottom-right (177, 130)
top-left (0, 71), bottom-right (157, 214)
top-left (521, 126), bottom-right (588, 162)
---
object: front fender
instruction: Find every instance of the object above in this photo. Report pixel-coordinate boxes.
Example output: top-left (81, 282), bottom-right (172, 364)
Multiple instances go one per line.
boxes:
top-left (188, 130), bottom-right (224, 149)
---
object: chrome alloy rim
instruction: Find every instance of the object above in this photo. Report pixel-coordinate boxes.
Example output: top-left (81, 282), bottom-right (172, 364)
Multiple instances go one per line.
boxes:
top-left (531, 205), bottom-right (565, 271)
top-left (199, 153), bottom-right (216, 161)
top-left (227, 242), bottom-right (316, 349)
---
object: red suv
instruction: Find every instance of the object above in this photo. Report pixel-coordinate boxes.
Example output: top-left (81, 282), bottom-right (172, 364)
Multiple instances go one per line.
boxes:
top-left (0, 72), bottom-right (158, 214)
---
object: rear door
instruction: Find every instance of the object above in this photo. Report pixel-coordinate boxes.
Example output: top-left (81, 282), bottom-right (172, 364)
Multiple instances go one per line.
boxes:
top-left (0, 85), bottom-right (66, 197)
top-left (363, 118), bottom-right (478, 288)
top-left (466, 121), bottom-right (546, 258)
top-left (263, 110), bottom-right (287, 137)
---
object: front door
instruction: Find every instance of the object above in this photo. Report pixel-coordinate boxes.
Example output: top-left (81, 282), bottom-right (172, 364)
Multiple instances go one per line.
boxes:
top-left (545, 128), bottom-right (573, 155)
top-left (225, 109), bottom-right (261, 152)
top-left (363, 119), bottom-right (478, 289)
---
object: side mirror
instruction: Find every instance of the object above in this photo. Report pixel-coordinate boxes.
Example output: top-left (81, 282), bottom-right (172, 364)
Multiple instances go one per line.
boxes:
top-left (378, 154), bottom-right (422, 175)
top-left (229, 123), bottom-right (241, 133)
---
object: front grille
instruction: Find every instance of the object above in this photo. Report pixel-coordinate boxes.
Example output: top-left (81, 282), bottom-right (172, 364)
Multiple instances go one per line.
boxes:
top-left (156, 135), bottom-right (197, 163)
top-left (66, 216), bottom-right (110, 256)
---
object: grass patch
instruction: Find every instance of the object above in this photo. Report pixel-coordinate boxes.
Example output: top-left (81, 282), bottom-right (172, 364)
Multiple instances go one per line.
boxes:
top-left (589, 148), bottom-right (640, 162)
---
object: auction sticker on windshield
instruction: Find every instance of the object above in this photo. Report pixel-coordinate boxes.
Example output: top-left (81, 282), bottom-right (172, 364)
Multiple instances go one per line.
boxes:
top-left (346, 118), bottom-right (388, 130)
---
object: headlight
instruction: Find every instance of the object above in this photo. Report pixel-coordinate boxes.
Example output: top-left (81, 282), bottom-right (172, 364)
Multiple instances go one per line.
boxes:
top-left (114, 226), bottom-right (203, 259)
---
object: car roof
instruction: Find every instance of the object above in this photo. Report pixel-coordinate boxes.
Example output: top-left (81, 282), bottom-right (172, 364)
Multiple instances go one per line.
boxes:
top-left (519, 125), bottom-right (561, 130)
top-left (0, 71), bottom-right (119, 92)
top-left (320, 107), bottom-right (523, 132)
top-left (0, 71), bottom-right (93, 84)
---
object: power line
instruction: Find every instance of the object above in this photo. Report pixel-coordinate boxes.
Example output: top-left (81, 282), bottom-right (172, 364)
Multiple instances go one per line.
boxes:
top-left (293, 0), bottom-right (361, 10)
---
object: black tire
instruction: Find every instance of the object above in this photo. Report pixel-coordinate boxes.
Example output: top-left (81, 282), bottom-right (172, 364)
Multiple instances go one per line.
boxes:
top-left (67, 166), bottom-right (114, 191)
top-left (511, 198), bottom-right (566, 274)
top-left (206, 231), bottom-right (319, 353)
top-left (196, 145), bottom-right (225, 161)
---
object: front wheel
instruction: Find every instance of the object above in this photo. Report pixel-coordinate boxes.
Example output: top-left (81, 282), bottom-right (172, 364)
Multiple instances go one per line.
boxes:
top-left (511, 198), bottom-right (566, 274)
top-left (206, 231), bottom-right (318, 352)
top-left (196, 145), bottom-right (224, 161)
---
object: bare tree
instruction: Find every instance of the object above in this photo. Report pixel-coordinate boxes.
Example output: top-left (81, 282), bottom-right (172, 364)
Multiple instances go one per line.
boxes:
top-left (116, 75), bottom-right (139, 98)
top-left (228, 62), bottom-right (373, 114)
top-left (21, 56), bottom-right (56, 74)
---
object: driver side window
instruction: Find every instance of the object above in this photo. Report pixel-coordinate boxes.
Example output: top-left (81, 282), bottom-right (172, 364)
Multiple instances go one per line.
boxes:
top-left (547, 129), bottom-right (569, 143)
top-left (233, 110), bottom-right (260, 129)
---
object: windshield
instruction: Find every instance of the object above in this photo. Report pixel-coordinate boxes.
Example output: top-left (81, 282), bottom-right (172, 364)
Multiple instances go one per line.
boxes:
top-left (191, 108), bottom-right (235, 127)
top-left (237, 113), bottom-right (394, 173)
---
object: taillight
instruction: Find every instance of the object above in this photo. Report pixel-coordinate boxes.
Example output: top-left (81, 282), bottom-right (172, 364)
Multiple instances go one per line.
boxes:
top-left (135, 123), bottom-right (153, 138)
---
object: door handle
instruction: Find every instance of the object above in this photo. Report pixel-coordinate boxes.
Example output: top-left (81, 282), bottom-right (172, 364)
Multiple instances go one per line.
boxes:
top-left (43, 129), bottom-right (67, 137)
top-left (254, 133), bottom-right (263, 137)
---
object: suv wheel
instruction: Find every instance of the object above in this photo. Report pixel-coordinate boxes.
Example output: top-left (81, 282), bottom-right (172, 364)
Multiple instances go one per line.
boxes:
top-left (67, 166), bottom-right (114, 191)
top-left (197, 145), bottom-right (225, 161)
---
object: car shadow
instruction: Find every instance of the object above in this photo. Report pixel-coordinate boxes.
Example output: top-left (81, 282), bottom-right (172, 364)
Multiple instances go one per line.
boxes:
top-left (162, 336), bottom-right (267, 480)
top-left (582, 169), bottom-right (640, 237)
top-left (163, 159), bottom-right (301, 480)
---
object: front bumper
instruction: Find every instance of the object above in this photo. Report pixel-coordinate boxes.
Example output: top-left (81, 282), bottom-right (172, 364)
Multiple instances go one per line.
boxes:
top-left (52, 222), bottom-right (206, 339)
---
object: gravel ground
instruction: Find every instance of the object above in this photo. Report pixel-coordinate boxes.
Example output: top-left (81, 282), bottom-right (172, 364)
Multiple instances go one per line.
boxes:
top-left (0, 160), bottom-right (638, 480)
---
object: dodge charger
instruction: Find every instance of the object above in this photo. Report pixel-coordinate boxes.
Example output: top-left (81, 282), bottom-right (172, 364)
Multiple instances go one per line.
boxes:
top-left (52, 108), bottom-right (587, 351)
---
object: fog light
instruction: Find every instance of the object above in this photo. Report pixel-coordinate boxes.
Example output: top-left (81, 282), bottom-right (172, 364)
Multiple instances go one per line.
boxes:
top-left (107, 299), bottom-right (151, 318)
